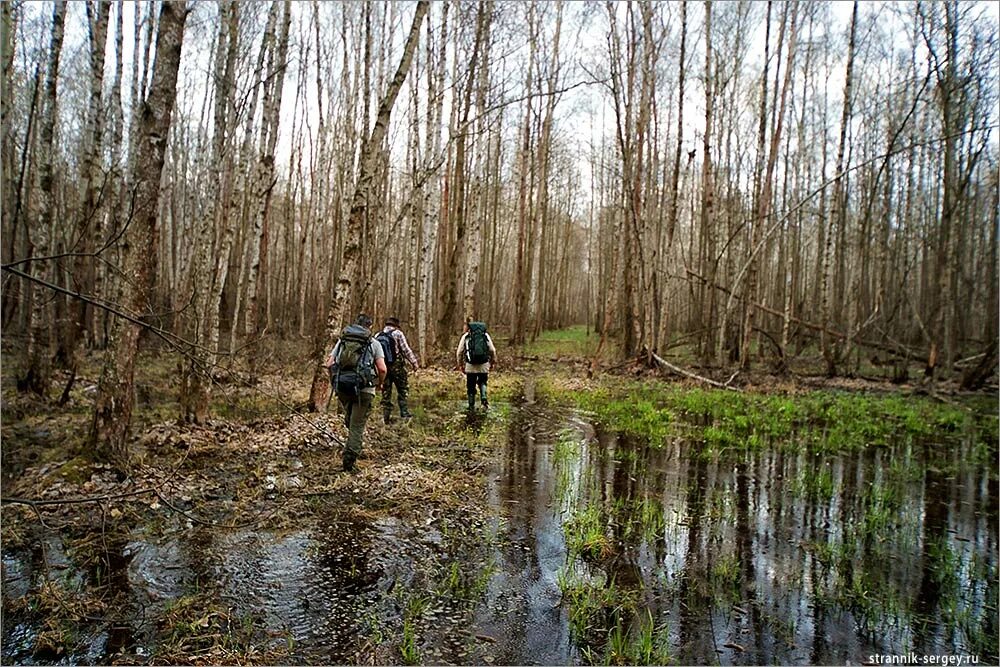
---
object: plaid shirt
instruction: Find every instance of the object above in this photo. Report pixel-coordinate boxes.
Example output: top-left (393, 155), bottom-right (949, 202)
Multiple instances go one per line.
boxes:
top-left (382, 326), bottom-right (419, 367)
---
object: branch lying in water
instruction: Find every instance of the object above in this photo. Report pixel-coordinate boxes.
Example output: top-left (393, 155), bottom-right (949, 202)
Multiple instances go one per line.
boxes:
top-left (651, 352), bottom-right (741, 391)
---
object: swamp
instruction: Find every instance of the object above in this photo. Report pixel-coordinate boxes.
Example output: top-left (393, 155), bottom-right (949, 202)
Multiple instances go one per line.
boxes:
top-left (3, 1), bottom-right (999, 664)
top-left (2, 328), bottom-right (997, 665)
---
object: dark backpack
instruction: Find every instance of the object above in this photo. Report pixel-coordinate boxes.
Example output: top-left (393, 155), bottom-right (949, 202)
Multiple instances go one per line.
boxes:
top-left (375, 331), bottom-right (399, 365)
top-left (332, 324), bottom-right (375, 398)
top-left (465, 322), bottom-right (491, 364)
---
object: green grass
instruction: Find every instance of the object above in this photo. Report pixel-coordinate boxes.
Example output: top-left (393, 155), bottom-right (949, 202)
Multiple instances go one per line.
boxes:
top-left (564, 502), bottom-right (613, 562)
top-left (709, 554), bottom-right (742, 603)
top-left (435, 557), bottom-right (496, 601)
top-left (621, 496), bottom-right (666, 544)
top-left (573, 391), bottom-right (673, 442)
top-left (541, 379), bottom-right (994, 459)
top-left (600, 611), bottom-right (672, 666)
top-left (523, 325), bottom-right (618, 360)
top-left (557, 566), bottom-right (637, 648)
top-left (860, 480), bottom-right (902, 537)
top-left (791, 464), bottom-right (835, 500)
top-left (837, 569), bottom-right (907, 638)
top-left (399, 617), bottom-right (420, 665)
top-left (558, 563), bottom-right (670, 666)
top-left (554, 428), bottom-right (583, 465)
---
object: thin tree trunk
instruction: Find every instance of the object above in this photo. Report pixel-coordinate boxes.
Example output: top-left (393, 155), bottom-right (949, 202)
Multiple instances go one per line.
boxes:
top-left (90, 0), bottom-right (187, 464)
top-left (698, 0), bottom-right (715, 363)
top-left (1, 1), bottom-right (17, 264)
top-left (62, 0), bottom-right (110, 368)
top-left (438, 1), bottom-right (488, 343)
top-left (245, 0), bottom-right (291, 375)
top-left (821, 0), bottom-right (857, 376)
top-left (740, 1), bottom-right (797, 369)
top-left (462, 1), bottom-right (494, 322)
top-left (19, 0), bottom-right (66, 396)
top-left (510, 3), bottom-right (536, 348)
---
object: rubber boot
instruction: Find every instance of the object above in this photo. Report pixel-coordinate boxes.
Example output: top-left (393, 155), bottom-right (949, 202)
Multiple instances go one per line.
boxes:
top-left (480, 386), bottom-right (489, 409)
top-left (399, 398), bottom-right (413, 420)
top-left (342, 451), bottom-right (357, 474)
top-left (467, 392), bottom-right (476, 411)
top-left (383, 409), bottom-right (392, 425)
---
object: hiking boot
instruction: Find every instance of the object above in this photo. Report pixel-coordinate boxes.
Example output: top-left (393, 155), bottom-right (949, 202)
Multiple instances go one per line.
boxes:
top-left (481, 399), bottom-right (489, 410)
top-left (342, 452), bottom-right (357, 473)
top-left (383, 412), bottom-right (392, 425)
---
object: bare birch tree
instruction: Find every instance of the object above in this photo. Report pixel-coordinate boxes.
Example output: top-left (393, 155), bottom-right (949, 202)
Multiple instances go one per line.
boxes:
top-left (309, 0), bottom-right (429, 411)
top-left (91, 0), bottom-right (188, 464)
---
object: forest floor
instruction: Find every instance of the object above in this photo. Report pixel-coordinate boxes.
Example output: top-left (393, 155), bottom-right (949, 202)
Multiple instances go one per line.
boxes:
top-left (1, 327), bottom-right (997, 665)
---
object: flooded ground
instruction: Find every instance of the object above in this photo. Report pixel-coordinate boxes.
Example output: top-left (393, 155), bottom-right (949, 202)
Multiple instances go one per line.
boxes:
top-left (488, 394), bottom-right (997, 665)
top-left (3, 381), bottom-right (997, 665)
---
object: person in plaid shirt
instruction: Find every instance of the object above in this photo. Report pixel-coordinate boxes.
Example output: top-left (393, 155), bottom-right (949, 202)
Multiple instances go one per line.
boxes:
top-left (377, 317), bottom-right (420, 422)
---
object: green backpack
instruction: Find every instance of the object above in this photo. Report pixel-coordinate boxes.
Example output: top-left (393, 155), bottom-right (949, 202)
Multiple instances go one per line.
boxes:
top-left (332, 324), bottom-right (375, 397)
top-left (465, 322), bottom-right (491, 365)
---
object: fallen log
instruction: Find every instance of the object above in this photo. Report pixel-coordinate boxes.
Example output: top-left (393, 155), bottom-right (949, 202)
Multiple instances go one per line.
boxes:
top-left (651, 353), bottom-right (740, 391)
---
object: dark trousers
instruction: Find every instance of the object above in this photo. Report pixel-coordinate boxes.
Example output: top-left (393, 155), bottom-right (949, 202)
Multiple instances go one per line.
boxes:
top-left (466, 372), bottom-right (488, 398)
top-left (466, 372), bottom-right (488, 393)
top-left (382, 362), bottom-right (411, 417)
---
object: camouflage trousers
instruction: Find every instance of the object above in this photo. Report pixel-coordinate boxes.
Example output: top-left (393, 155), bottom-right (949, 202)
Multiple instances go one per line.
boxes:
top-left (382, 362), bottom-right (412, 419)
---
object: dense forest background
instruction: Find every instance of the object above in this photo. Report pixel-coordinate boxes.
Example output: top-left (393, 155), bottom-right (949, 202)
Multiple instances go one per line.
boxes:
top-left (2, 1), bottom-right (997, 460)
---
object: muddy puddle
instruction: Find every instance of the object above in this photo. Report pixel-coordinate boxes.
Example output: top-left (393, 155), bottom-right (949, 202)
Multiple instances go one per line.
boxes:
top-left (3, 391), bottom-right (997, 665)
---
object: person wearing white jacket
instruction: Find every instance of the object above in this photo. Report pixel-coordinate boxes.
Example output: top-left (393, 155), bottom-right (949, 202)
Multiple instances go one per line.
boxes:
top-left (455, 320), bottom-right (498, 410)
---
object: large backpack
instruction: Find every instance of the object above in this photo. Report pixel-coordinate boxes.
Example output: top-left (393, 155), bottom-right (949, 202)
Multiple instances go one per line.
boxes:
top-left (375, 330), bottom-right (399, 365)
top-left (465, 322), bottom-right (491, 365)
top-left (332, 324), bottom-right (375, 397)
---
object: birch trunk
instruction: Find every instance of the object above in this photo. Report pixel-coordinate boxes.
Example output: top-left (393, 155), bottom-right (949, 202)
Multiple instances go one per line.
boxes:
top-left (60, 0), bottom-right (110, 370)
top-left (309, 0), bottom-right (429, 411)
top-left (462, 1), bottom-right (494, 321)
top-left (821, 0), bottom-right (857, 376)
top-left (19, 0), bottom-right (66, 396)
top-left (91, 0), bottom-right (187, 464)
top-left (417, 2), bottom-right (448, 359)
top-left (244, 1), bottom-right (288, 341)
top-left (740, 1), bottom-right (797, 369)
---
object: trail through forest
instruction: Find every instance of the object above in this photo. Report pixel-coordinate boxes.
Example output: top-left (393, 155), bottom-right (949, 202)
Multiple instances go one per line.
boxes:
top-left (2, 343), bottom-right (996, 665)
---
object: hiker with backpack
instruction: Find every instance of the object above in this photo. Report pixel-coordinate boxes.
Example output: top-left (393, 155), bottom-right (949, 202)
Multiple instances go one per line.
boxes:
top-left (456, 320), bottom-right (498, 411)
top-left (376, 317), bottom-right (420, 423)
top-left (324, 313), bottom-right (387, 473)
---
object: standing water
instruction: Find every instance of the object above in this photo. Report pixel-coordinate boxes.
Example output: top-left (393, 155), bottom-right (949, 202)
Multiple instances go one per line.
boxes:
top-left (3, 383), bottom-right (996, 665)
top-left (474, 385), bottom-right (997, 665)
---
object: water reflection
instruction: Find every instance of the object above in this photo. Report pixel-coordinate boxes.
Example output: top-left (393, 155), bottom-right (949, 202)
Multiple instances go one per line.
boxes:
top-left (472, 401), bottom-right (577, 665)
top-left (485, 402), bottom-right (998, 665)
